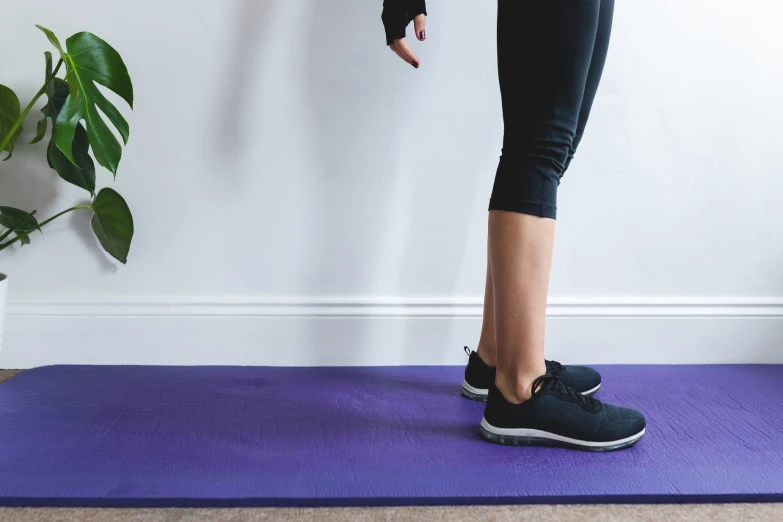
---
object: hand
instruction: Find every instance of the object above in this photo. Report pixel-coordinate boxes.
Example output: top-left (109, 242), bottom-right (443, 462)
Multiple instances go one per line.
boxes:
top-left (389, 14), bottom-right (427, 68)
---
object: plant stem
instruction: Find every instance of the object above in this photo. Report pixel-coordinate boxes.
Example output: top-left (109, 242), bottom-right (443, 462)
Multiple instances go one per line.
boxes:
top-left (0, 59), bottom-right (64, 153)
top-left (0, 204), bottom-right (90, 251)
top-left (37, 205), bottom-right (91, 228)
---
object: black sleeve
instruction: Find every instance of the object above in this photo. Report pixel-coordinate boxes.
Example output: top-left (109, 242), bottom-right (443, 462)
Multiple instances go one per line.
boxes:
top-left (381, 0), bottom-right (427, 45)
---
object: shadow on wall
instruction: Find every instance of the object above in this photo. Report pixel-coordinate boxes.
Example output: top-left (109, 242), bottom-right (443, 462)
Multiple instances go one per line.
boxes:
top-left (215, 0), bottom-right (281, 156)
top-left (0, 158), bottom-right (57, 262)
top-left (215, 0), bottom-right (492, 365)
top-left (299, 0), bottom-right (394, 366)
top-left (0, 152), bottom-right (59, 218)
top-left (0, 97), bottom-right (60, 219)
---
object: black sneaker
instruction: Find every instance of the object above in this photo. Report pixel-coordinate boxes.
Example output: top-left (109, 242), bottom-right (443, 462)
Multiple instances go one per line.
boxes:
top-left (461, 346), bottom-right (601, 401)
top-left (480, 372), bottom-right (646, 451)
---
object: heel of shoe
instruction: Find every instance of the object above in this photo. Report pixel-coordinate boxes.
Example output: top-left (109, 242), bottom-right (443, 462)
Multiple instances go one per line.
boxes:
top-left (461, 380), bottom-right (489, 402)
top-left (479, 421), bottom-right (566, 448)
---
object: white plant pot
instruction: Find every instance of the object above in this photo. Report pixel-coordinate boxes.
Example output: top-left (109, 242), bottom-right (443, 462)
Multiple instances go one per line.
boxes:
top-left (0, 273), bottom-right (6, 359)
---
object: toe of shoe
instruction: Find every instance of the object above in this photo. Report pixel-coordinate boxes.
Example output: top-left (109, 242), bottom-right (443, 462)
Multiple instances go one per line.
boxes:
top-left (604, 404), bottom-right (646, 440)
top-left (562, 365), bottom-right (602, 394)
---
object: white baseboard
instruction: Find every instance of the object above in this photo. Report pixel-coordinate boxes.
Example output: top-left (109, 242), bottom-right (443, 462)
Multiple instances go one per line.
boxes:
top-left (2, 297), bottom-right (783, 368)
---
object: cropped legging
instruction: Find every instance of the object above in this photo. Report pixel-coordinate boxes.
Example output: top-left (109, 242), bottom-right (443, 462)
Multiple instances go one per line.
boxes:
top-left (489, 0), bottom-right (615, 219)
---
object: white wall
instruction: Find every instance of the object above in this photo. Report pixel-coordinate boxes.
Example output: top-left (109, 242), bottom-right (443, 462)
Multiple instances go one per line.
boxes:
top-left (1, 0), bottom-right (782, 367)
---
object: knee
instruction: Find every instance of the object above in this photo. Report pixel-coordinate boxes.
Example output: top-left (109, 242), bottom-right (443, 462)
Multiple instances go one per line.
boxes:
top-left (488, 153), bottom-right (560, 219)
top-left (487, 124), bottom-right (578, 219)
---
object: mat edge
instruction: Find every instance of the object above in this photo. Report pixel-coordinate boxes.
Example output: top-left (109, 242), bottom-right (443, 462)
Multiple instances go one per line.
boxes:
top-left (2, 494), bottom-right (783, 508)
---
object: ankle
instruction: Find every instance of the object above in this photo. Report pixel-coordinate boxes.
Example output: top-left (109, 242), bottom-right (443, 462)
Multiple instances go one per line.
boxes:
top-left (476, 343), bottom-right (497, 366)
top-left (495, 378), bottom-right (532, 404)
top-left (495, 369), bottom-right (545, 405)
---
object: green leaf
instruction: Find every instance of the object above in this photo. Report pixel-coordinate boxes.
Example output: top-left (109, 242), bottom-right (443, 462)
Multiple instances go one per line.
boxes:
top-left (91, 188), bottom-right (133, 263)
top-left (31, 52), bottom-right (54, 145)
top-left (53, 32), bottom-right (133, 176)
top-left (0, 84), bottom-right (22, 160)
top-left (36, 25), bottom-right (65, 56)
top-left (30, 117), bottom-right (48, 144)
top-left (0, 207), bottom-right (39, 233)
top-left (42, 77), bottom-right (69, 120)
top-left (41, 77), bottom-right (96, 195)
top-left (47, 122), bottom-right (96, 195)
top-left (0, 206), bottom-right (40, 246)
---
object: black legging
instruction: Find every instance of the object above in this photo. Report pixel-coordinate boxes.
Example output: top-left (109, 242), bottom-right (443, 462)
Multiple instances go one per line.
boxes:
top-left (489, 0), bottom-right (615, 219)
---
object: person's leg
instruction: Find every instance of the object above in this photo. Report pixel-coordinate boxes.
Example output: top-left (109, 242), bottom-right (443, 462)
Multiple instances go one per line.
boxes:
top-left (562, 0), bottom-right (615, 176)
top-left (467, 233), bottom-right (601, 401)
top-left (490, 213), bottom-right (553, 403)
top-left (476, 242), bottom-right (497, 367)
top-left (473, 0), bottom-right (615, 385)
top-left (479, 0), bottom-right (644, 451)
top-left (489, 0), bottom-right (600, 403)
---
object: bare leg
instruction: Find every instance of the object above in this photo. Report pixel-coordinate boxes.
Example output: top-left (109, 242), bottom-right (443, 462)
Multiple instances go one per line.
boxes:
top-left (476, 241), bottom-right (498, 367)
top-left (489, 210), bottom-right (553, 404)
top-left (475, 1), bottom-right (646, 450)
top-left (486, 1), bottom-right (600, 405)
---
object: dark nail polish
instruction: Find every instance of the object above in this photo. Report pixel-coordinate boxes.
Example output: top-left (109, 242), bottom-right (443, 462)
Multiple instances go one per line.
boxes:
top-left (411, 62), bottom-right (418, 68)
top-left (420, 30), bottom-right (426, 40)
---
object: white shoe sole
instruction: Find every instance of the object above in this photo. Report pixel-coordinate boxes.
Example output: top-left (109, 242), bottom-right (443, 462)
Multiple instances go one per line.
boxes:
top-left (479, 417), bottom-right (646, 451)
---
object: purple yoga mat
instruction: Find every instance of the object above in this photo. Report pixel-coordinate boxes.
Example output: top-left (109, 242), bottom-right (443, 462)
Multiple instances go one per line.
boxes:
top-left (0, 364), bottom-right (782, 507)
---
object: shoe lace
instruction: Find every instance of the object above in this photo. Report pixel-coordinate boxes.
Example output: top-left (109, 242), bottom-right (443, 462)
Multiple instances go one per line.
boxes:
top-left (531, 370), bottom-right (600, 413)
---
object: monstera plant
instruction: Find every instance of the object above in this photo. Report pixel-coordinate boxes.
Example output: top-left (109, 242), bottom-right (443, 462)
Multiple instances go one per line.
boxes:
top-left (0, 25), bottom-right (134, 263)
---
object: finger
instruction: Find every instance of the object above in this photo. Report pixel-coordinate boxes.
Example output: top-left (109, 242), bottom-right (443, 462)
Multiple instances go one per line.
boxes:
top-left (394, 39), bottom-right (420, 68)
top-left (390, 43), bottom-right (411, 66)
top-left (413, 14), bottom-right (427, 41)
top-left (391, 42), bottom-right (416, 68)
